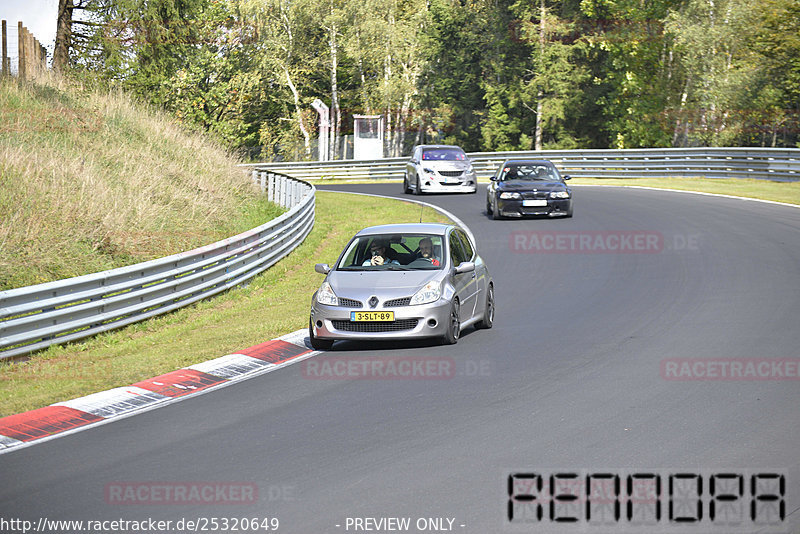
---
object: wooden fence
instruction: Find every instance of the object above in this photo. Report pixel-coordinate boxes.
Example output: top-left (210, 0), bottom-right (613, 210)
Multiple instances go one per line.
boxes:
top-left (1, 20), bottom-right (47, 78)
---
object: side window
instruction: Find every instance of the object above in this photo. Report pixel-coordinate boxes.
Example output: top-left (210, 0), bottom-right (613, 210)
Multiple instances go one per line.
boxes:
top-left (455, 230), bottom-right (474, 260)
top-left (449, 231), bottom-right (467, 266)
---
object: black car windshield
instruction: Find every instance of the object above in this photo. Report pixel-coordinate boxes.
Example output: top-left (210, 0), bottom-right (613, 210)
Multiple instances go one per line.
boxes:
top-left (500, 164), bottom-right (560, 181)
top-left (421, 148), bottom-right (467, 161)
top-left (336, 234), bottom-right (445, 271)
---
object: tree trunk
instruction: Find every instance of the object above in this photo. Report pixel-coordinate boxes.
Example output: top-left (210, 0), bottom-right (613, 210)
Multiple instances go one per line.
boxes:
top-left (285, 67), bottom-right (311, 157)
top-left (53, 0), bottom-right (73, 72)
top-left (534, 0), bottom-right (546, 151)
top-left (329, 18), bottom-right (340, 160)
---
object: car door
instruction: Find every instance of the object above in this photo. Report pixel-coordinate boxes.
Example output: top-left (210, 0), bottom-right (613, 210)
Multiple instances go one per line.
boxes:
top-left (454, 229), bottom-right (482, 319)
top-left (448, 229), bottom-right (478, 320)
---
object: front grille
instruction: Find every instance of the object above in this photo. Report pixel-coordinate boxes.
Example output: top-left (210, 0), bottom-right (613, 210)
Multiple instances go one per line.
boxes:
top-left (332, 319), bottom-right (419, 332)
top-left (384, 297), bottom-right (412, 307)
top-left (438, 170), bottom-right (463, 177)
top-left (337, 298), bottom-right (362, 308)
top-left (522, 191), bottom-right (549, 200)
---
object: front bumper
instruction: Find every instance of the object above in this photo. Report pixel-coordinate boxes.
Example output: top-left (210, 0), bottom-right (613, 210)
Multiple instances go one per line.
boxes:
top-left (497, 198), bottom-right (572, 217)
top-left (310, 299), bottom-right (452, 341)
top-left (419, 175), bottom-right (477, 193)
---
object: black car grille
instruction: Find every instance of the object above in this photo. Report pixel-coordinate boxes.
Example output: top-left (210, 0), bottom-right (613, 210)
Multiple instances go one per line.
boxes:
top-left (438, 170), bottom-right (463, 177)
top-left (383, 297), bottom-right (412, 307)
top-left (337, 298), bottom-right (362, 308)
top-left (521, 191), bottom-right (550, 200)
top-left (332, 319), bottom-right (419, 332)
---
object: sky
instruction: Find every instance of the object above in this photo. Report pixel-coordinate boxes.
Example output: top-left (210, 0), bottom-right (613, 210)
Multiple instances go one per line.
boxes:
top-left (0, 0), bottom-right (58, 67)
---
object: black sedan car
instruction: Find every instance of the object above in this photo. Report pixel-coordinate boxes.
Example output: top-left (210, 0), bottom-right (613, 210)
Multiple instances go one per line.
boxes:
top-left (486, 159), bottom-right (573, 219)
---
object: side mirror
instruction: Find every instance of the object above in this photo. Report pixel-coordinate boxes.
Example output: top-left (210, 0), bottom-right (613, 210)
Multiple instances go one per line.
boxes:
top-left (410, 158), bottom-right (418, 164)
top-left (454, 261), bottom-right (475, 274)
top-left (490, 175), bottom-right (499, 181)
top-left (315, 263), bottom-right (331, 274)
top-left (563, 175), bottom-right (571, 180)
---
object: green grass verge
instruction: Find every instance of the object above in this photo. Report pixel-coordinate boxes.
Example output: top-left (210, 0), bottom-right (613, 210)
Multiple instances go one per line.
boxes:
top-left (0, 192), bottom-right (452, 417)
top-left (1, 73), bottom-right (279, 290)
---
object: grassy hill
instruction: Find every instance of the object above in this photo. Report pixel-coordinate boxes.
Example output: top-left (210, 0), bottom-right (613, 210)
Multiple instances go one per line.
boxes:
top-left (0, 72), bottom-right (281, 291)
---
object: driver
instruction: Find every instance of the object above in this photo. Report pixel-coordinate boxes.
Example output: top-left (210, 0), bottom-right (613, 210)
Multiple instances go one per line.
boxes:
top-left (362, 239), bottom-right (399, 266)
top-left (418, 237), bottom-right (440, 266)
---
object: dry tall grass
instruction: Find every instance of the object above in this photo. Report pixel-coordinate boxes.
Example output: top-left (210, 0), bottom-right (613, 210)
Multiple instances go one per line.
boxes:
top-left (0, 71), bottom-right (276, 290)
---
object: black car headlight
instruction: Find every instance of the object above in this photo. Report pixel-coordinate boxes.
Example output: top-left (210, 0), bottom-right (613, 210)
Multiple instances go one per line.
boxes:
top-left (499, 192), bottom-right (522, 200)
top-left (549, 191), bottom-right (571, 199)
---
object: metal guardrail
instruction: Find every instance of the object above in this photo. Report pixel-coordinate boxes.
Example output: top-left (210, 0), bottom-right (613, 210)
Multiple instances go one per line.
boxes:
top-left (244, 147), bottom-right (800, 182)
top-left (0, 174), bottom-right (314, 361)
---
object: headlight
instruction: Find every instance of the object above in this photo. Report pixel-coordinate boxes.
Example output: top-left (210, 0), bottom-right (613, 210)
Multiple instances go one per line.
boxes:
top-left (467, 164), bottom-right (475, 174)
top-left (499, 192), bottom-right (522, 200)
top-left (316, 281), bottom-right (338, 306)
top-left (422, 168), bottom-right (435, 175)
top-left (549, 191), bottom-right (571, 199)
top-left (410, 280), bottom-right (441, 305)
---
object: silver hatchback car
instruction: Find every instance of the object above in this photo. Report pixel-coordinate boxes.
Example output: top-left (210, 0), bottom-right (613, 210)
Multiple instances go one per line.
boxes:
top-left (309, 223), bottom-right (494, 349)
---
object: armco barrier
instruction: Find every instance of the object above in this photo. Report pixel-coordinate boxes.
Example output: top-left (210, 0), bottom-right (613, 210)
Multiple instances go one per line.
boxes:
top-left (0, 174), bottom-right (314, 360)
top-left (244, 147), bottom-right (800, 182)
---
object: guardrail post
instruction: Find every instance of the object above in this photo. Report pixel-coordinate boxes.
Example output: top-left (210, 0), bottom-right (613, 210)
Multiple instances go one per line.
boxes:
top-left (268, 173), bottom-right (275, 203)
top-left (260, 171), bottom-right (266, 193)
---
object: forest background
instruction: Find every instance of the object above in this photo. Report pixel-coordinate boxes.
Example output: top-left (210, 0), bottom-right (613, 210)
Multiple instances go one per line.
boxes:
top-left (53, 0), bottom-right (800, 160)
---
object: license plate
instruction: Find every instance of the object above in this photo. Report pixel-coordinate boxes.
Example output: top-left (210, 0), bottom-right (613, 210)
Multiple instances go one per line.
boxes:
top-left (523, 199), bottom-right (548, 207)
top-left (351, 311), bottom-right (395, 322)
top-left (443, 178), bottom-right (460, 184)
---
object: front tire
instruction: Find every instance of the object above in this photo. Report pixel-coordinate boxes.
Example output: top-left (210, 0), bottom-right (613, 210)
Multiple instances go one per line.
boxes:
top-left (491, 199), bottom-right (502, 220)
top-left (403, 174), bottom-right (412, 194)
top-left (309, 318), bottom-right (334, 350)
top-left (414, 175), bottom-right (422, 196)
top-left (442, 300), bottom-right (460, 345)
top-left (475, 284), bottom-right (494, 330)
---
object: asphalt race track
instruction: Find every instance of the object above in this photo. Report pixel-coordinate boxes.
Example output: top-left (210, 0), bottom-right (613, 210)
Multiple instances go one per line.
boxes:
top-left (1, 183), bottom-right (798, 533)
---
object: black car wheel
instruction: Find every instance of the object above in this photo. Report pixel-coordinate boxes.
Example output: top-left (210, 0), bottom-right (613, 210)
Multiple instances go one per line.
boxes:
top-left (442, 299), bottom-right (460, 345)
top-left (309, 318), bottom-right (334, 350)
top-left (475, 284), bottom-right (494, 330)
top-left (403, 174), bottom-right (412, 194)
top-left (414, 174), bottom-right (422, 195)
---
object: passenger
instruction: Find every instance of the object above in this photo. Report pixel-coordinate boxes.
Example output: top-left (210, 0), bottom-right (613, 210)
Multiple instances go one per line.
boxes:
top-left (418, 237), bottom-right (440, 266)
top-left (363, 239), bottom-right (399, 266)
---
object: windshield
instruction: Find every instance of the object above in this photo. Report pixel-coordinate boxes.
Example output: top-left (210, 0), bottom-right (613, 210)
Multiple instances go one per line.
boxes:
top-left (421, 148), bottom-right (467, 161)
top-left (336, 234), bottom-right (445, 271)
top-left (499, 164), bottom-right (560, 181)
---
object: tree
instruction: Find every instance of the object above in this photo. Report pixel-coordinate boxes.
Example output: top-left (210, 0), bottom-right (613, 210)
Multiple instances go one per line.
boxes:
top-left (580, 0), bottom-right (681, 148)
top-left (513, 0), bottom-right (588, 149)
